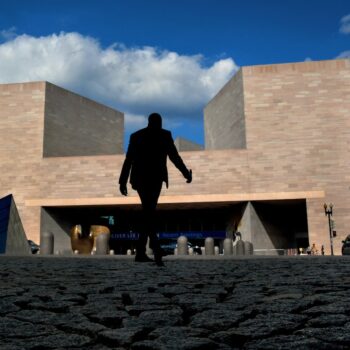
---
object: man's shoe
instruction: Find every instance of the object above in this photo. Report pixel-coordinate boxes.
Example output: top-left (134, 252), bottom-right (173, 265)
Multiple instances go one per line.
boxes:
top-left (155, 257), bottom-right (164, 267)
top-left (154, 251), bottom-right (165, 267)
top-left (159, 248), bottom-right (168, 257)
top-left (135, 254), bottom-right (154, 262)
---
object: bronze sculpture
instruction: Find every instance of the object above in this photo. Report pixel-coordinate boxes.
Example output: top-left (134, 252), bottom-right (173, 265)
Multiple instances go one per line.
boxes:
top-left (70, 224), bottom-right (110, 254)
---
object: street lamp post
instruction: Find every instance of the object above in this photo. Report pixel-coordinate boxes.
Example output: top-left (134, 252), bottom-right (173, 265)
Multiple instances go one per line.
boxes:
top-left (324, 203), bottom-right (334, 256)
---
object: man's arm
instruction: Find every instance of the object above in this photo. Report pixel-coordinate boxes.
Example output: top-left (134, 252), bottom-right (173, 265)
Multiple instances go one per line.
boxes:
top-left (118, 135), bottom-right (135, 195)
top-left (119, 159), bottom-right (131, 196)
top-left (167, 133), bottom-right (192, 183)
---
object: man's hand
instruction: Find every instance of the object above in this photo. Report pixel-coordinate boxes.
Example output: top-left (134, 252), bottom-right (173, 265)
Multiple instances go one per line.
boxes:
top-left (120, 184), bottom-right (128, 196)
top-left (186, 169), bottom-right (192, 183)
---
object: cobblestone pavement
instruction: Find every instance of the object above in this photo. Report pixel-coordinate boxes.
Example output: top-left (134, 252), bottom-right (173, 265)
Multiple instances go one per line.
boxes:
top-left (1, 255), bottom-right (350, 349)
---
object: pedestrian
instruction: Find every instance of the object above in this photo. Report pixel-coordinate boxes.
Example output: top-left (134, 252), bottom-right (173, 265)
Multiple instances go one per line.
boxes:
top-left (119, 113), bottom-right (192, 266)
top-left (311, 243), bottom-right (318, 255)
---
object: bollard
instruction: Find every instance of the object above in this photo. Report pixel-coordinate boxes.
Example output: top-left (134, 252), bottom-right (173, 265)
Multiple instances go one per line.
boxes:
top-left (205, 237), bottom-right (214, 255)
top-left (177, 236), bottom-right (188, 255)
top-left (126, 249), bottom-right (132, 256)
top-left (189, 247), bottom-right (194, 255)
top-left (74, 250), bottom-right (79, 255)
top-left (95, 233), bottom-right (109, 255)
top-left (232, 244), bottom-right (237, 256)
top-left (174, 248), bottom-right (178, 255)
top-left (109, 250), bottom-right (114, 255)
top-left (236, 239), bottom-right (245, 256)
top-left (244, 241), bottom-right (254, 255)
top-left (40, 232), bottom-right (54, 255)
top-left (146, 237), bottom-right (153, 256)
top-left (201, 247), bottom-right (205, 255)
top-left (223, 238), bottom-right (233, 255)
top-left (214, 246), bottom-right (219, 255)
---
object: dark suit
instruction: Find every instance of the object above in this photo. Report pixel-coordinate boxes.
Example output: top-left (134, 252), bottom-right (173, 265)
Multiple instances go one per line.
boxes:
top-left (119, 126), bottom-right (190, 257)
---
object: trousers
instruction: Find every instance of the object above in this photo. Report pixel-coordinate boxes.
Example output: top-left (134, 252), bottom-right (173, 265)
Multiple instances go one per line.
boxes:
top-left (136, 181), bottom-right (163, 256)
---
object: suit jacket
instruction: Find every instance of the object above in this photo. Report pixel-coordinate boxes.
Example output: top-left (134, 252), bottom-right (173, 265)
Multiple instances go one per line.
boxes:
top-left (119, 127), bottom-right (190, 190)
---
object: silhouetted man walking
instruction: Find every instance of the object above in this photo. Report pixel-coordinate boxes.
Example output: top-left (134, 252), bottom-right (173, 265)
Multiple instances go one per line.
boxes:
top-left (119, 113), bottom-right (192, 266)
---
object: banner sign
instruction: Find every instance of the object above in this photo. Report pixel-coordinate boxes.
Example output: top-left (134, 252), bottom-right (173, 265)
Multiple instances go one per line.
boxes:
top-left (111, 232), bottom-right (139, 240)
top-left (111, 231), bottom-right (226, 240)
top-left (158, 231), bottom-right (226, 239)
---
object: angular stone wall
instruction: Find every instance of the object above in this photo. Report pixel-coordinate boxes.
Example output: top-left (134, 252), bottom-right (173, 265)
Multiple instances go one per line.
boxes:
top-left (174, 137), bottom-right (203, 152)
top-left (43, 82), bottom-right (124, 157)
top-left (204, 69), bottom-right (246, 150)
top-left (0, 195), bottom-right (31, 255)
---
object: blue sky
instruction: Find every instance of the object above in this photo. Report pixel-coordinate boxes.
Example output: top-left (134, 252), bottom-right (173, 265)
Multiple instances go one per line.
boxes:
top-left (0, 0), bottom-right (349, 149)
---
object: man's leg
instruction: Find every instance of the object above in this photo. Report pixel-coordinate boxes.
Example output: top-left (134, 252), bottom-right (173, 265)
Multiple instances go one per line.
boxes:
top-left (136, 182), bottom-right (163, 263)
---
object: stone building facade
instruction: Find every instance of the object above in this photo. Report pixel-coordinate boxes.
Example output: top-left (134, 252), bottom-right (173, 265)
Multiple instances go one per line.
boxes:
top-left (0, 59), bottom-right (349, 254)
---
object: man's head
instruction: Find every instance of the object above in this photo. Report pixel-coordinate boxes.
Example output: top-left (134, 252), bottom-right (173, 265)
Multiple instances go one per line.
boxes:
top-left (148, 113), bottom-right (162, 129)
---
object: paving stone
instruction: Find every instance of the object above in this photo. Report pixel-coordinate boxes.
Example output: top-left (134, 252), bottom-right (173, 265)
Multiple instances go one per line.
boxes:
top-left (0, 317), bottom-right (58, 339)
top-left (148, 326), bottom-right (209, 339)
top-left (245, 335), bottom-right (344, 349)
top-left (224, 294), bottom-right (265, 311)
top-left (123, 309), bottom-right (183, 329)
top-left (306, 314), bottom-right (349, 327)
top-left (126, 304), bottom-right (182, 316)
top-left (13, 333), bottom-right (92, 349)
top-left (296, 326), bottom-right (350, 345)
top-left (235, 313), bottom-right (307, 339)
top-left (302, 302), bottom-right (350, 315)
top-left (26, 300), bottom-right (74, 312)
top-left (0, 344), bottom-right (26, 350)
top-left (131, 337), bottom-right (224, 350)
top-left (208, 328), bottom-right (249, 347)
top-left (255, 299), bottom-right (314, 314)
top-left (56, 293), bottom-right (87, 304)
top-left (98, 327), bottom-right (147, 347)
top-left (77, 345), bottom-right (114, 350)
top-left (131, 293), bottom-right (172, 306)
top-left (172, 294), bottom-right (217, 313)
top-left (57, 320), bottom-right (107, 336)
top-left (157, 285), bottom-right (191, 296)
top-left (0, 300), bottom-right (20, 315)
top-left (87, 310), bottom-right (130, 328)
top-left (7, 309), bottom-right (88, 325)
top-left (189, 308), bottom-right (249, 331)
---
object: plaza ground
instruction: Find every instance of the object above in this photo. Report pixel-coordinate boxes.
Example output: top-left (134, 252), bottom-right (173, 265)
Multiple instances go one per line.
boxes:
top-left (1, 255), bottom-right (350, 349)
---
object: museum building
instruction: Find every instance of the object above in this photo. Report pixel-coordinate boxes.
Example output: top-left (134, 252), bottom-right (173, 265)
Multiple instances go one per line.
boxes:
top-left (0, 59), bottom-right (349, 255)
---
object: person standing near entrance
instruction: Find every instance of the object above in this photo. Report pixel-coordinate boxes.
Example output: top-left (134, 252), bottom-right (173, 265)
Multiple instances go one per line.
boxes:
top-left (119, 113), bottom-right (192, 266)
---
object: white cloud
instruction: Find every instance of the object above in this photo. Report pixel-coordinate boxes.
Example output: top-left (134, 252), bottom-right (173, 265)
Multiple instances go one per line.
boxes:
top-left (0, 31), bottom-right (238, 124)
top-left (124, 113), bottom-right (147, 131)
top-left (0, 27), bottom-right (17, 41)
top-left (340, 14), bottom-right (350, 34)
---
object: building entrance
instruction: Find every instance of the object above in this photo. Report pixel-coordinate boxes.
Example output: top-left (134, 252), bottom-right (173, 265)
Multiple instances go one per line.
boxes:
top-left (41, 199), bottom-right (309, 255)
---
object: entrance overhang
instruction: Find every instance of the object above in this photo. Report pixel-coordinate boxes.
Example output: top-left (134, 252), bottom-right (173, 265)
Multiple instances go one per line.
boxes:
top-left (26, 190), bottom-right (325, 208)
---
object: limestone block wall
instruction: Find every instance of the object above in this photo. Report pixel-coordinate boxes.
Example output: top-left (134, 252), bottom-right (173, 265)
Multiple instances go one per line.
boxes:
top-left (204, 69), bottom-right (246, 150)
top-left (202, 59), bottom-right (350, 254)
top-left (44, 82), bottom-right (124, 157)
top-left (242, 60), bottom-right (350, 255)
top-left (26, 149), bottom-right (322, 248)
top-left (0, 81), bottom-right (124, 244)
top-left (0, 82), bottom-right (45, 246)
